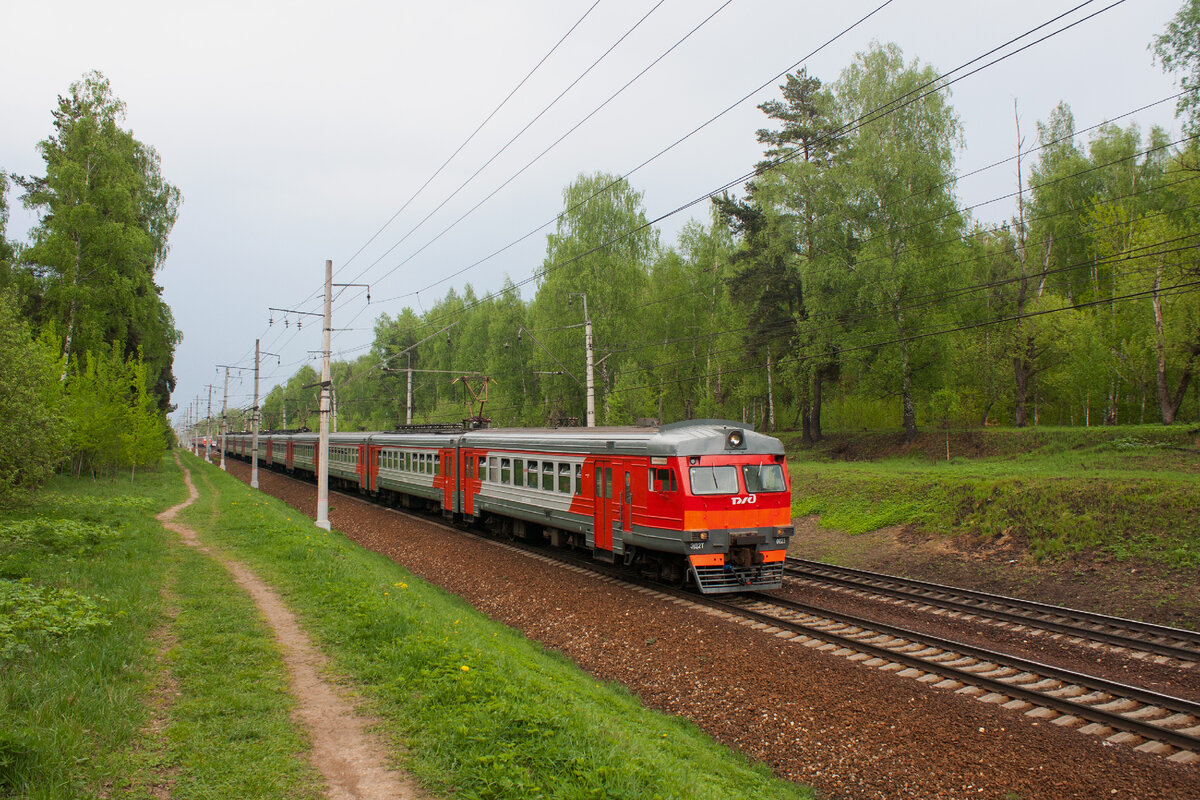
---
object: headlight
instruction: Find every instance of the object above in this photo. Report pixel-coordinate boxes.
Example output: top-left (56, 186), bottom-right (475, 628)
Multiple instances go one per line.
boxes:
top-left (726, 429), bottom-right (744, 449)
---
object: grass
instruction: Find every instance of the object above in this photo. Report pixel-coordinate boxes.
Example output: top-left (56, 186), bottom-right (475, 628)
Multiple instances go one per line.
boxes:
top-left (0, 461), bottom-right (184, 798)
top-left (177, 452), bottom-right (813, 800)
top-left (785, 426), bottom-right (1200, 565)
top-left (0, 456), bottom-right (326, 799)
top-left (109, 463), bottom-right (324, 800)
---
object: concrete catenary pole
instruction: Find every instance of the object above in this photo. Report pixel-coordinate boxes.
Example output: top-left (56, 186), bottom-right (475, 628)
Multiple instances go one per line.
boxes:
top-left (219, 367), bottom-right (229, 470)
top-left (205, 385), bottom-right (213, 463)
top-left (406, 352), bottom-right (413, 425)
top-left (251, 339), bottom-right (261, 489)
top-left (316, 259), bottom-right (332, 531)
top-left (570, 293), bottom-right (595, 427)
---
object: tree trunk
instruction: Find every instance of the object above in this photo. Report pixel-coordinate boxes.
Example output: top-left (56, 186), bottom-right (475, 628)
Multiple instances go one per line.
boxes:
top-left (765, 345), bottom-right (775, 433)
top-left (900, 339), bottom-right (917, 443)
top-left (1013, 353), bottom-right (1030, 427)
top-left (811, 368), bottom-right (824, 441)
top-left (1152, 259), bottom-right (1175, 424)
top-left (798, 374), bottom-right (812, 443)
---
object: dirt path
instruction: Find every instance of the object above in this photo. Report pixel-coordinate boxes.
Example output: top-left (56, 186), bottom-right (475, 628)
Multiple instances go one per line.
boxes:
top-left (157, 455), bottom-right (425, 800)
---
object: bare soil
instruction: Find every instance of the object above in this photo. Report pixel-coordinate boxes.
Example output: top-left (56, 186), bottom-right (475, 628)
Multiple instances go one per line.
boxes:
top-left (228, 460), bottom-right (1200, 800)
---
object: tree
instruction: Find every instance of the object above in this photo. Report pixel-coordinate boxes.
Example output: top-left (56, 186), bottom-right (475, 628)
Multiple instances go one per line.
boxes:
top-left (0, 172), bottom-right (15, 280)
top-left (1154, 0), bottom-right (1200, 136)
top-left (754, 67), bottom-right (845, 439)
top-left (830, 42), bottom-right (965, 441)
top-left (531, 173), bottom-right (656, 423)
top-left (0, 291), bottom-right (69, 504)
top-left (16, 71), bottom-right (181, 410)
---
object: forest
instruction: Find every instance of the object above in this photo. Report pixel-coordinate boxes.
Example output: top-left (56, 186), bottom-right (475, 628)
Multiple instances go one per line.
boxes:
top-left (251, 20), bottom-right (1200, 442)
top-left (0, 72), bottom-right (179, 498)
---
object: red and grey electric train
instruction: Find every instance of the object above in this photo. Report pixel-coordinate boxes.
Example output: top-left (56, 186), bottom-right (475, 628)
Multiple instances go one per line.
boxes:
top-left (222, 420), bottom-right (793, 594)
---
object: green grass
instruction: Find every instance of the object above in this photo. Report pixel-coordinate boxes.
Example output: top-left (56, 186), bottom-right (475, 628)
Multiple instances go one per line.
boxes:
top-left (0, 460), bottom-right (184, 798)
top-left (786, 426), bottom-right (1200, 565)
top-left (0, 457), bottom-right (327, 799)
top-left (108, 465), bottom-right (323, 800)
top-left (178, 452), bottom-right (813, 800)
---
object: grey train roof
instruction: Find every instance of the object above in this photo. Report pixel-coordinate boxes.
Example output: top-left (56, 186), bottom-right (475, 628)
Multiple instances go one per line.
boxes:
top-left (459, 420), bottom-right (782, 457)
top-left (257, 420), bottom-right (783, 458)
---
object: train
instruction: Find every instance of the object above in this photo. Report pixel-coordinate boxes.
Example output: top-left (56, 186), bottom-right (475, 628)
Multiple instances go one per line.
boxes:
top-left (221, 420), bottom-right (793, 594)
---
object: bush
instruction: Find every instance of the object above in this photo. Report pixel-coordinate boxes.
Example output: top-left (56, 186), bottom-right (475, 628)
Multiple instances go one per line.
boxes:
top-left (0, 292), bottom-right (69, 505)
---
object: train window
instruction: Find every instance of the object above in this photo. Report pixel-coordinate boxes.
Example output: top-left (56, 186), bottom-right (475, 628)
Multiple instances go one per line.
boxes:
top-left (649, 468), bottom-right (677, 493)
top-left (574, 464), bottom-right (582, 496)
top-left (500, 458), bottom-right (511, 484)
top-left (604, 467), bottom-right (613, 499)
top-left (542, 462), bottom-right (554, 491)
top-left (488, 456), bottom-right (498, 483)
top-left (594, 467), bottom-right (601, 498)
top-left (405, 452), bottom-right (412, 472)
top-left (513, 459), bottom-right (524, 487)
top-left (527, 460), bottom-right (539, 489)
top-left (435, 453), bottom-right (441, 474)
top-left (742, 464), bottom-right (786, 493)
top-left (477, 457), bottom-right (485, 480)
top-left (689, 465), bottom-right (739, 495)
top-left (558, 463), bottom-right (571, 493)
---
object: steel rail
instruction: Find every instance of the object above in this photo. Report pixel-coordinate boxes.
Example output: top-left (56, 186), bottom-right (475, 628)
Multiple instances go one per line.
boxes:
top-left (786, 557), bottom-right (1200, 663)
top-left (710, 591), bottom-right (1200, 753)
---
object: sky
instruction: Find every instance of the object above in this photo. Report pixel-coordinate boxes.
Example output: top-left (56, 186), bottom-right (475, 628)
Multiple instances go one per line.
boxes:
top-left (0, 0), bottom-right (1190, 428)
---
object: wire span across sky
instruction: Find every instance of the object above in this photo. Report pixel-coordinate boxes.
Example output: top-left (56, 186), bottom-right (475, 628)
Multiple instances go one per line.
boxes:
top-left (1, 0), bottom-right (1188, 416)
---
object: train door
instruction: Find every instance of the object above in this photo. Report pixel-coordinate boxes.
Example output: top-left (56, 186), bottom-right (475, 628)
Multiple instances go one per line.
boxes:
top-left (359, 444), bottom-right (369, 490)
top-left (441, 448), bottom-right (455, 511)
top-left (621, 467), bottom-right (632, 532)
top-left (462, 452), bottom-right (476, 516)
top-left (592, 459), bottom-right (615, 559)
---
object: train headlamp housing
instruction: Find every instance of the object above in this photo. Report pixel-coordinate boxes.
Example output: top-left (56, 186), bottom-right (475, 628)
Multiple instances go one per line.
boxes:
top-left (725, 429), bottom-right (745, 449)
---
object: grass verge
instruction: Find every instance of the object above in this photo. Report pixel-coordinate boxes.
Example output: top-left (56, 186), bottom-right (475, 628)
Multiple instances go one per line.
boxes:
top-left (108, 461), bottom-right (323, 800)
top-left (1, 456), bottom-right (327, 799)
top-left (0, 460), bottom-right (184, 797)
top-left (785, 426), bottom-right (1200, 565)
top-left (178, 452), bottom-right (813, 800)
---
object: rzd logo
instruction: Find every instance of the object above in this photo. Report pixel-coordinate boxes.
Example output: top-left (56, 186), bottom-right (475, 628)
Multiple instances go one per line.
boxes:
top-left (731, 494), bottom-right (757, 505)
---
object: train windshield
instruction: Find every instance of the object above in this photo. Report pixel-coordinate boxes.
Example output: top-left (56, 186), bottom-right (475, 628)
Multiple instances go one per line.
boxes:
top-left (688, 465), bottom-right (739, 495)
top-left (741, 464), bottom-right (787, 493)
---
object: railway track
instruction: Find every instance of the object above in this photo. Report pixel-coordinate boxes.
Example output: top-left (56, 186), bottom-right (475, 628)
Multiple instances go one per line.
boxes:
top-left (291, 476), bottom-right (1200, 764)
top-left (704, 591), bottom-right (1200, 764)
top-left (785, 557), bottom-right (1200, 665)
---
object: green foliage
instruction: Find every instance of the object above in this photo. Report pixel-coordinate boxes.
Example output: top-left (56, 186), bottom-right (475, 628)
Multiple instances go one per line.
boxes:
top-left (0, 290), bottom-right (69, 505)
top-left (64, 345), bottom-right (169, 479)
top-left (274, 34), bottom-right (1200, 435)
top-left (14, 71), bottom-right (181, 411)
top-left (789, 427), bottom-right (1200, 566)
top-left (0, 580), bottom-right (109, 659)
top-left (0, 518), bottom-right (119, 549)
top-left (0, 460), bottom-right (186, 797)
top-left (1153, 0), bottom-right (1200, 135)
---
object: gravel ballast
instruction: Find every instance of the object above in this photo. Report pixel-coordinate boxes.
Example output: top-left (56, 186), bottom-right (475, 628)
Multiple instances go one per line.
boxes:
top-left (226, 461), bottom-right (1200, 800)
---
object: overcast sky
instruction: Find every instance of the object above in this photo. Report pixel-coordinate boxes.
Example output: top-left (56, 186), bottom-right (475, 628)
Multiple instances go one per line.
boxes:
top-left (0, 0), bottom-right (1189, 425)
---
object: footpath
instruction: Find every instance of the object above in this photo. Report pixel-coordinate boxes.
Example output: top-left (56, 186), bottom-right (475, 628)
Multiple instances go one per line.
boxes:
top-left (157, 454), bottom-right (425, 800)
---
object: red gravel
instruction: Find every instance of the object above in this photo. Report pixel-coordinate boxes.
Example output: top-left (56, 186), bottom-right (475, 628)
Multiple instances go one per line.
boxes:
top-left (227, 461), bottom-right (1200, 800)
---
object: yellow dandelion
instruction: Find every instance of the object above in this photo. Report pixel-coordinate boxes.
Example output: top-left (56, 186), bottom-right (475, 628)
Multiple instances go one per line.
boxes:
top-left (460, 665), bottom-right (470, 672)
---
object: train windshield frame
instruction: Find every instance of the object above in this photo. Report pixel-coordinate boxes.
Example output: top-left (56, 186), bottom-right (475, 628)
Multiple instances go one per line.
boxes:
top-left (688, 465), bottom-right (740, 495)
top-left (741, 463), bottom-right (787, 493)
